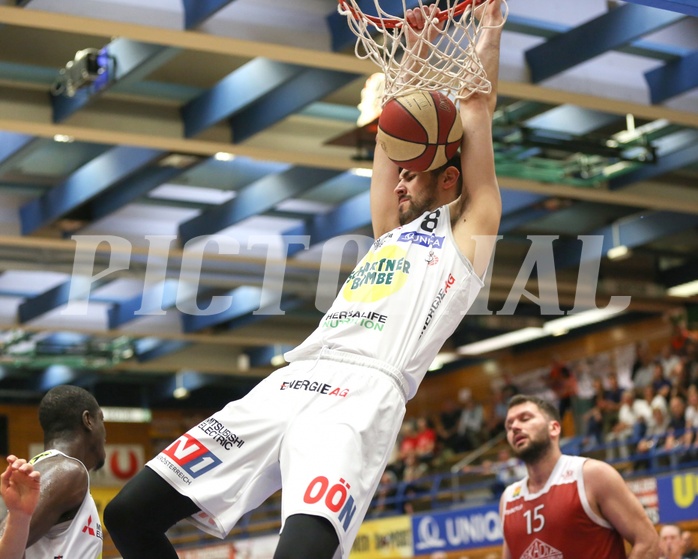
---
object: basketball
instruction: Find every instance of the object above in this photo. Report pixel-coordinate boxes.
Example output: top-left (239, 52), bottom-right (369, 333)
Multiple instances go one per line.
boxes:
top-left (376, 91), bottom-right (463, 172)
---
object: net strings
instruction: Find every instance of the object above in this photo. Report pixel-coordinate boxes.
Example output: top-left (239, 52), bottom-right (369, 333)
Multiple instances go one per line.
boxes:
top-left (339, 0), bottom-right (508, 103)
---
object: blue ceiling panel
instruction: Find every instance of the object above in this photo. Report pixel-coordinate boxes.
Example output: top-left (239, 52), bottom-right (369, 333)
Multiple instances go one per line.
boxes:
top-left (231, 68), bottom-right (360, 144)
top-left (18, 280), bottom-right (73, 324)
top-left (327, 0), bottom-right (419, 51)
top-left (525, 3), bottom-right (684, 83)
top-left (182, 0), bottom-right (236, 29)
top-left (0, 131), bottom-right (33, 164)
top-left (181, 285), bottom-right (262, 333)
top-left (178, 166), bottom-right (343, 245)
top-left (20, 146), bottom-right (163, 235)
top-left (108, 280), bottom-right (179, 330)
top-left (182, 59), bottom-right (305, 138)
top-left (89, 163), bottom-right (189, 221)
top-left (623, 0), bottom-right (698, 17)
top-left (645, 49), bottom-right (698, 103)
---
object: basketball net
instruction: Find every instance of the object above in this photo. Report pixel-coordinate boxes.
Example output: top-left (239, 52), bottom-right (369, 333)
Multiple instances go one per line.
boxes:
top-left (338, 0), bottom-right (507, 103)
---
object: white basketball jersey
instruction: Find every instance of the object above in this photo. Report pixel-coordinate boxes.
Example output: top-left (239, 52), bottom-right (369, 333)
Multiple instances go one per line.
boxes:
top-left (285, 204), bottom-right (483, 399)
top-left (25, 450), bottom-right (103, 559)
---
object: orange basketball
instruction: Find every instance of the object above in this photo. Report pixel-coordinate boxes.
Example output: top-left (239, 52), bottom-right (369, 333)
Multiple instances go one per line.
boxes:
top-left (376, 91), bottom-right (462, 172)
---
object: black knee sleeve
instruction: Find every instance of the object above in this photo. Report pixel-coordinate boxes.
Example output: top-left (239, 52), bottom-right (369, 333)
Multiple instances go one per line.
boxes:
top-left (274, 514), bottom-right (339, 559)
top-left (104, 467), bottom-right (199, 559)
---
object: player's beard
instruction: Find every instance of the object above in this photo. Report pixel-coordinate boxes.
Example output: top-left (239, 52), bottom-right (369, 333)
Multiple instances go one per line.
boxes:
top-left (512, 432), bottom-right (553, 465)
top-left (398, 176), bottom-right (439, 225)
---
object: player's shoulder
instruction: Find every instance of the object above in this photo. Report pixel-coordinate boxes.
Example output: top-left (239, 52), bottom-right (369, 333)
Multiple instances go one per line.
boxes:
top-left (31, 450), bottom-right (87, 481)
top-left (581, 456), bottom-right (622, 485)
top-left (502, 477), bottom-right (526, 501)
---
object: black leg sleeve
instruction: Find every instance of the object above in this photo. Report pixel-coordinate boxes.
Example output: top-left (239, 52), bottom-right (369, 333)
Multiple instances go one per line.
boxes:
top-left (273, 514), bottom-right (340, 559)
top-left (104, 467), bottom-right (200, 559)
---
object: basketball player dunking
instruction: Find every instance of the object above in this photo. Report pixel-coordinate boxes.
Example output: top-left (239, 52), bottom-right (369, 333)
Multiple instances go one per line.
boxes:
top-left (105, 3), bottom-right (504, 559)
top-left (501, 395), bottom-right (658, 559)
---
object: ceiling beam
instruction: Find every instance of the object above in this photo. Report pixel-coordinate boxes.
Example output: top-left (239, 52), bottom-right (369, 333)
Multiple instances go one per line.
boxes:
top-left (182, 0), bottom-right (237, 29)
top-left (230, 68), bottom-right (360, 144)
top-left (645, 49), bottom-right (698, 104)
top-left (621, 0), bottom-right (698, 17)
top-left (0, 131), bottom-right (33, 163)
top-left (0, 6), bottom-right (374, 75)
top-left (178, 166), bottom-right (343, 244)
top-left (525, 3), bottom-right (684, 83)
top-left (53, 39), bottom-right (179, 123)
top-left (182, 59), bottom-right (308, 138)
top-left (555, 210), bottom-right (698, 269)
top-left (609, 135), bottom-right (698, 189)
top-left (19, 146), bottom-right (163, 235)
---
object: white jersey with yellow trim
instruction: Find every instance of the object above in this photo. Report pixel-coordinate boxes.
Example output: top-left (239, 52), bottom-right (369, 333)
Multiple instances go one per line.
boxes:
top-left (285, 204), bottom-right (484, 400)
top-left (25, 449), bottom-right (103, 559)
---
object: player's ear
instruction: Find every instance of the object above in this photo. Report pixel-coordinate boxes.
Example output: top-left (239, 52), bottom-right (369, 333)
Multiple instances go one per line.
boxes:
top-left (549, 420), bottom-right (561, 438)
top-left (441, 166), bottom-right (460, 190)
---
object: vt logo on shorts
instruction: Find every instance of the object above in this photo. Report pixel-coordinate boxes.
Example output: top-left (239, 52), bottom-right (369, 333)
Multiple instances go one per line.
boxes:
top-left (163, 434), bottom-right (222, 478)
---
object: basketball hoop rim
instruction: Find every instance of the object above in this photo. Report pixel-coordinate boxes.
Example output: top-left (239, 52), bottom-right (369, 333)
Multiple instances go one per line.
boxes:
top-left (337, 0), bottom-right (482, 29)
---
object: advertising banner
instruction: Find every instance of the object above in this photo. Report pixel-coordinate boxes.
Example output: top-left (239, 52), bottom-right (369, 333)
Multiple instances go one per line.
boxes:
top-left (626, 476), bottom-right (659, 524)
top-left (350, 515), bottom-right (413, 558)
top-left (657, 469), bottom-right (698, 524)
top-left (411, 503), bottom-right (502, 555)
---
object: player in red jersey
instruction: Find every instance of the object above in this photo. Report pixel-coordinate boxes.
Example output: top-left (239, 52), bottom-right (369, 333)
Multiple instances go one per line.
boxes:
top-left (500, 394), bottom-right (658, 559)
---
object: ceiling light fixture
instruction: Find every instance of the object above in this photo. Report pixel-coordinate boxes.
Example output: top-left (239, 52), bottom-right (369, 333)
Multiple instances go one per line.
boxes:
top-left (214, 152), bottom-right (235, 162)
top-left (667, 280), bottom-right (698, 298)
top-left (173, 371), bottom-right (190, 400)
top-left (457, 306), bottom-right (627, 356)
top-left (607, 221), bottom-right (632, 261)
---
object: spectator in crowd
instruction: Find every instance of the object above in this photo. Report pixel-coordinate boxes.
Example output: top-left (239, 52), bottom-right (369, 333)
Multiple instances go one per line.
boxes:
top-left (463, 448), bottom-right (526, 498)
top-left (456, 397), bottom-right (485, 451)
top-left (414, 416), bottom-right (437, 463)
top-left (500, 373), bottom-right (520, 402)
top-left (660, 344), bottom-right (683, 379)
top-left (644, 383), bottom-right (669, 416)
top-left (398, 420), bottom-right (419, 462)
top-left (582, 376), bottom-right (622, 448)
top-left (632, 341), bottom-right (655, 389)
top-left (663, 395), bottom-right (688, 459)
top-left (682, 530), bottom-right (698, 559)
top-left (548, 361), bottom-right (578, 424)
top-left (635, 405), bottom-right (670, 469)
top-left (371, 470), bottom-right (398, 517)
top-left (436, 399), bottom-right (464, 456)
top-left (605, 389), bottom-right (652, 460)
top-left (485, 388), bottom-right (508, 439)
top-left (660, 524), bottom-right (689, 559)
top-left (683, 386), bottom-right (698, 450)
top-left (400, 450), bottom-right (430, 516)
top-left (652, 361), bottom-right (673, 397)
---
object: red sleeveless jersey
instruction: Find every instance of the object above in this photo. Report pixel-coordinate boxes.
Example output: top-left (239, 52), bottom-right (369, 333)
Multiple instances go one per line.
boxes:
top-left (502, 455), bottom-right (627, 559)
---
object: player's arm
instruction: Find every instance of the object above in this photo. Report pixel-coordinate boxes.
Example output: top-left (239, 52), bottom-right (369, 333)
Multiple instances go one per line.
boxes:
top-left (0, 457), bottom-right (40, 559)
top-left (370, 6), bottom-right (441, 239)
top-left (23, 458), bottom-right (89, 547)
top-left (499, 492), bottom-right (512, 559)
top-left (452, 0), bottom-right (504, 276)
top-left (583, 460), bottom-right (659, 559)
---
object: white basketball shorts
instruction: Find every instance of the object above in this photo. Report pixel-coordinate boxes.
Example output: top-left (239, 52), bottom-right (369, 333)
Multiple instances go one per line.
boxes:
top-left (146, 351), bottom-right (407, 559)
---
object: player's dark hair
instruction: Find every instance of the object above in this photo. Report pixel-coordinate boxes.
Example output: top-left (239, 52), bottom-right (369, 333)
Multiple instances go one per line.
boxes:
top-left (39, 385), bottom-right (100, 439)
top-left (508, 394), bottom-right (561, 423)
